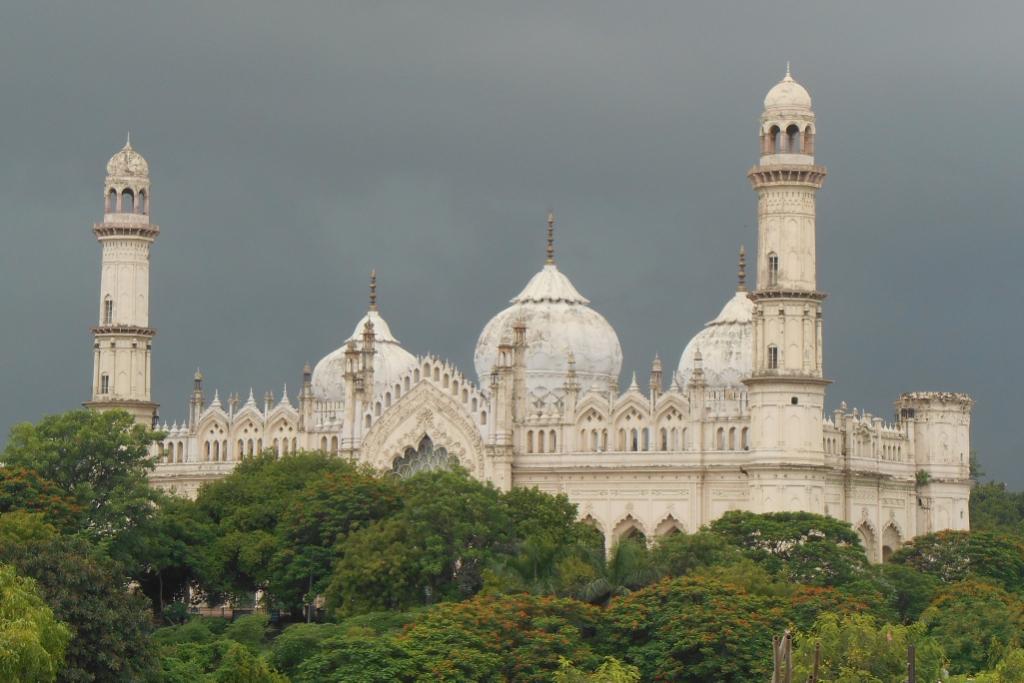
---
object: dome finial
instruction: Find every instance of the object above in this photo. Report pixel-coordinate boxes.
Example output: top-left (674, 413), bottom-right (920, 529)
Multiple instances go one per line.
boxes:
top-left (546, 211), bottom-right (555, 265)
top-left (737, 245), bottom-right (747, 291)
top-left (125, 131), bottom-right (132, 148)
top-left (785, 61), bottom-right (791, 79)
top-left (369, 269), bottom-right (377, 311)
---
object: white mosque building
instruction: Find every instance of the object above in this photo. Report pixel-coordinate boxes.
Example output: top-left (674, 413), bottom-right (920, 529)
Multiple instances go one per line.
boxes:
top-left (86, 70), bottom-right (973, 562)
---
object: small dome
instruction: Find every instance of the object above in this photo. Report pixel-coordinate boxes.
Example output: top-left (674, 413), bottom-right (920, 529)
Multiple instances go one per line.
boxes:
top-left (475, 264), bottom-right (622, 395)
top-left (106, 137), bottom-right (149, 178)
top-left (764, 68), bottom-right (812, 113)
top-left (677, 291), bottom-right (753, 389)
top-left (311, 309), bottom-right (416, 403)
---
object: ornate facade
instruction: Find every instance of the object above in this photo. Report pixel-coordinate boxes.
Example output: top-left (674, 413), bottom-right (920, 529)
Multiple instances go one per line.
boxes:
top-left (88, 70), bottom-right (973, 562)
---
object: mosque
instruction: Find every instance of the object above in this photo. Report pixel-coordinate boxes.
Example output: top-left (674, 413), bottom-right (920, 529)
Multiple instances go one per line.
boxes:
top-left (85, 69), bottom-right (973, 562)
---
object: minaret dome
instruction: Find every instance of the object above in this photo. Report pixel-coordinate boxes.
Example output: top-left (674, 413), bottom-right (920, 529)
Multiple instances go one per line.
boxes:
top-left (760, 65), bottom-right (816, 161)
top-left (104, 135), bottom-right (151, 220)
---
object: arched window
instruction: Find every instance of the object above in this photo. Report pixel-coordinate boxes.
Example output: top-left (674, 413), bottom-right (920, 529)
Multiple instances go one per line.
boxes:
top-left (385, 392), bottom-right (391, 408)
top-left (618, 429), bottom-right (626, 451)
top-left (767, 345), bottom-right (779, 370)
top-left (237, 440), bottom-right (243, 458)
top-left (537, 430), bottom-right (545, 453)
top-left (728, 427), bottom-right (736, 450)
top-left (742, 427), bottom-right (749, 450)
top-left (591, 429), bottom-right (599, 451)
top-left (257, 438), bottom-right (262, 453)
top-left (681, 427), bottom-right (688, 450)
top-left (433, 367), bottom-right (440, 381)
top-left (670, 427), bottom-right (679, 450)
top-left (204, 441), bottom-right (210, 462)
top-left (786, 124), bottom-right (801, 153)
top-left (392, 436), bottom-right (456, 478)
top-left (642, 428), bottom-right (650, 451)
top-left (770, 125), bottom-right (782, 154)
top-left (803, 126), bottom-right (815, 155)
top-left (320, 436), bottom-right (328, 451)
top-left (480, 411), bottom-right (487, 425)
top-left (716, 427), bottom-right (725, 450)
top-left (471, 397), bottom-right (478, 412)
top-left (660, 428), bottom-right (668, 451)
top-left (365, 414), bottom-right (371, 428)
top-left (549, 429), bottom-right (557, 452)
top-left (526, 431), bottom-right (534, 453)
top-left (330, 436), bottom-right (338, 454)
top-left (121, 188), bottom-right (134, 213)
top-left (630, 429), bottom-right (639, 452)
top-left (247, 439), bottom-right (254, 456)
top-left (768, 253), bottom-right (779, 286)
top-left (103, 298), bottom-right (113, 325)
top-left (212, 441), bottom-right (219, 461)
top-left (99, 373), bottom-right (110, 394)
top-left (107, 188), bottom-right (117, 212)
top-left (138, 190), bottom-right (147, 214)
top-left (177, 442), bottom-right (183, 462)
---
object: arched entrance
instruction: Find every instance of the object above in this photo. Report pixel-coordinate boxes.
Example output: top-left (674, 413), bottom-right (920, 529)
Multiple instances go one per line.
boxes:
top-left (391, 436), bottom-right (456, 478)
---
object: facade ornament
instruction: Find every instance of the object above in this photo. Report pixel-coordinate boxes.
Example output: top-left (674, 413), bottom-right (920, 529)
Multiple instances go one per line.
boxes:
top-left (737, 245), bottom-right (747, 291)
top-left (546, 211), bottom-right (555, 264)
top-left (369, 269), bottom-right (377, 311)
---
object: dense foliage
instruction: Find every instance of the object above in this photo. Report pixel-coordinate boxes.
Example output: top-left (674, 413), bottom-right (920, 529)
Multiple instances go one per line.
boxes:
top-left (5, 409), bottom-right (1024, 680)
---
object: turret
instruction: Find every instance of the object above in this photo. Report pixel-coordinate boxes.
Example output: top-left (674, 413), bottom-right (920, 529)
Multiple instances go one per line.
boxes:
top-left (895, 392), bottom-right (974, 532)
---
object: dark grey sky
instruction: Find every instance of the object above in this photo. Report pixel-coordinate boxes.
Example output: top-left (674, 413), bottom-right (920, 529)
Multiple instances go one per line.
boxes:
top-left (2, 2), bottom-right (1021, 484)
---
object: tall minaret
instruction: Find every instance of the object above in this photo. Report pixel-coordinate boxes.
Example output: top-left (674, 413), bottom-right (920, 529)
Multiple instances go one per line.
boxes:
top-left (745, 67), bottom-right (828, 465)
top-left (84, 136), bottom-right (160, 426)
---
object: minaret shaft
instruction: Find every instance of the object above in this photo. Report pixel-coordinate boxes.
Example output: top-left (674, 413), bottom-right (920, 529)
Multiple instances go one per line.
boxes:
top-left (85, 139), bottom-right (159, 426)
top-left (744, 69), bottom-right (828, 466)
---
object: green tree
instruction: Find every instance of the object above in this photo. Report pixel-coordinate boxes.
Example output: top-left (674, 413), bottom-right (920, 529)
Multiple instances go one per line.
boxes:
top-left (564, 538), bottom-right (659, 606)
top-left (127, 492), bottom-right (216, 615)
top-left (400, 593), bottom-right (601, 682)
top-left (325, 469), bottom-right (512, 615)
top-left (971, 481), bottom-right (1024, 533)
top-left (552, 657), bottom-right (641, 683)
top-left (955, 649), bottom-right (1024, 683)
top-left (0, 534), bottom-right (158, 682)
top-left (2, 410), bottom-right (160, 545)
top-left (600, 575), bottom-right (789, 681)
top-left (921, 579), bottom-right (1024, 675)
top-left (874, 563), bottom-right (940, 623)
top-left (889, 529), bottom-right (1024, 594)
top-left (792, 612), bottom-right (944, 683)
top-left (0, 467), bottom-right (80, 531)
top-left (195, 451), bottom-right (355, 601)
top-left (708, 511), bottom-right (870, 586)
top-left (0, 563), bottom-right (71, 683)
top-left (650, 529), bottom-right (742, 578)
top-left (270, 463), bottom-right (402, 613)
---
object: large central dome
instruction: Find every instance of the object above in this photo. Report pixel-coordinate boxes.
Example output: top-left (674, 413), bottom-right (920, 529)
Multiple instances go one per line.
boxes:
top-left (474, 215), bottom-right (622, 396)
top-left (311, 275), bottom-right (417, 403)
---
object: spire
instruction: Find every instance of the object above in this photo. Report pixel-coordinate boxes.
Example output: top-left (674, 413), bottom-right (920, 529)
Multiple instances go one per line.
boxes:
top-left (628, 371), bottom-right (639, 392)
top-left (125, 131), bottom-right (131, 148)
top-left (546, 211), bottom-right (555, 265)
top-left (369, 269), bottom-right (378, 311)
top-left (785, 61), bottom-right (791, 79)
top-left (244, 388), bottom-right (257, 407)
top-left (737, 245), bottom-right (747, 291)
